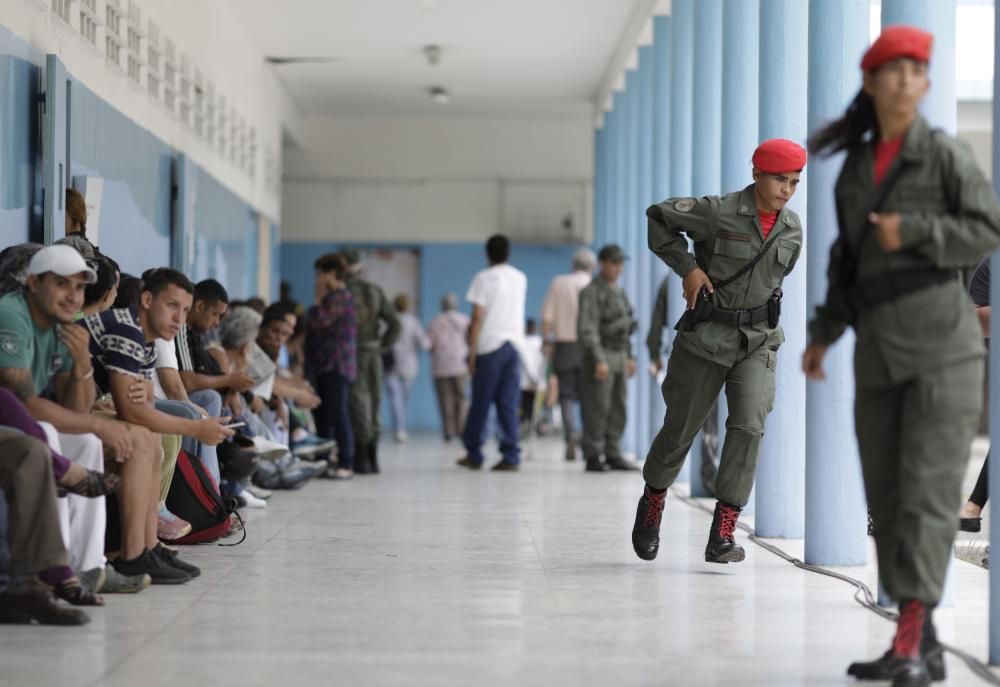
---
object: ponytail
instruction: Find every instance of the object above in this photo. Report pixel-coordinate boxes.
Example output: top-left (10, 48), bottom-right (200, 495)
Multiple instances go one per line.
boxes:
top-left (808, 89), bottom-right (878, 156)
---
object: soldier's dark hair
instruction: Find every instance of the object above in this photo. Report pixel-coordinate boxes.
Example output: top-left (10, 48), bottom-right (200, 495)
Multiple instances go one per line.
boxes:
top-left (808, 89), bottom-right (878, 156)
top-left (113, 273), bottom-right (143, 309)
top-left (314, 252), bottom-right (348, 279)
top-left (84, 253), bottom-right (120, 308)
top-left (486, 234), bottom-right (510, 265)
top-left (194, 278), bottom-right (229, 306)
top-left (142, 267), bottom-right (194, 298)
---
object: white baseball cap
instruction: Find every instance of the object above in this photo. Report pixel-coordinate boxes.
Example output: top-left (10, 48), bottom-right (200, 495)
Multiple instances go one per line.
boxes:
top-left (27, 245), bottom-right (97, 284)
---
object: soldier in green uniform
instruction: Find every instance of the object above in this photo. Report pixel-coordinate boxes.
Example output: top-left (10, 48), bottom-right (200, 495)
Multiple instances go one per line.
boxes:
top-left (340, 249), bottom-right (401, 474)
top-left (577, 244), bottom-right (638, 473)
top-left (631, 138), bottom-right (807, 565)
top-left (803, 27), bottom-right (1000, 686)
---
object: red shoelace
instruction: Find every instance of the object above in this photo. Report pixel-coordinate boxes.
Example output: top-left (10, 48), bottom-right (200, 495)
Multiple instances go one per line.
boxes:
top-left (717, 505), bottom-right (740, 540)
top-left (644, 491), bottom-right (666, 528)
top-left (892, 600), bottom-right (926, 658)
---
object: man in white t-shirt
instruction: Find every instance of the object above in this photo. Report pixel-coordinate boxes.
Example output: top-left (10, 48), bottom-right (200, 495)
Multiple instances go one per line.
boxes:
top-left (457, 235), bottom-right (527, 471)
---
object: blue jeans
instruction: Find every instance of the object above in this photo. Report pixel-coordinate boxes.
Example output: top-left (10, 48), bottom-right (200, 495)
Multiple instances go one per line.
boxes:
top-left (157, 391), bottom-right (223, 485)
top-left (384, 374), bottom-right (413, 435)
top-left (316, 371), bottom-right (354, 469)
top-left (462, 342), bottom-right (521, 465)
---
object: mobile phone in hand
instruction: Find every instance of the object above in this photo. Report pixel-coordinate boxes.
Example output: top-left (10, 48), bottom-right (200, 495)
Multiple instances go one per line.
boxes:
top-left (222, 421), bottom-right (246, 429)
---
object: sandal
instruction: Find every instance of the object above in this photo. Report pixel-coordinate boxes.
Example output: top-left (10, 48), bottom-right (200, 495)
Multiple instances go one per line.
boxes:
top-left (60, 469), bottom-right (121, 498)
top-left (53, 578), bottom-right (105, 606)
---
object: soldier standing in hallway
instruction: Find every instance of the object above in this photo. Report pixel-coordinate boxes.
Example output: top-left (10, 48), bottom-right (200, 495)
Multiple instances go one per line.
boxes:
top-left (577, 244), bottom-right (638, 473)
top-left (803, 27), bottom-right (1000, 686)
top-left (340, 249), bottom-right (401, 474)
top-left (631, 138), bottom-right (806, 564)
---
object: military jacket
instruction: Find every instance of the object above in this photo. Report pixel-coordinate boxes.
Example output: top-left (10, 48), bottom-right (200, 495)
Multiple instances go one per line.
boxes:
top-left (345, 275), bottom-right (401, 351)
top-left (578, 276), bottom-right (635, 363)
top-left (809, 116), bottom-right (1000, 386)
top-left (647, 184), bottom-right (803, 366)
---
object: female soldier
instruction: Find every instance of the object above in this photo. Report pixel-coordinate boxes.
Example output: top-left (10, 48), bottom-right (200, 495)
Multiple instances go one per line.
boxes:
top-left (803, 26), bottom-right (1000, 687)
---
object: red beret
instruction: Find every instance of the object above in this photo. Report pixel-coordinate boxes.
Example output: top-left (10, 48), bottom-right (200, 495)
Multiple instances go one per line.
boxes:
top-left (752, 139), bottom-right (807, 174)
top-left (861, 25), bottom-right (933, 71)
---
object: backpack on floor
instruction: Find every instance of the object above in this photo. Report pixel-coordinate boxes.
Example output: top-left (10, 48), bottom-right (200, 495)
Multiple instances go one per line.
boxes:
top-left (166, 450), bottom-right (233, 545)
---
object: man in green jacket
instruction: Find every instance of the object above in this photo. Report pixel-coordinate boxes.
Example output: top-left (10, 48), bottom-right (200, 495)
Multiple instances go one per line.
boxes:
top-left (340, 249), bottom-right (401, 474)
top-left (577, 244), bottom-right (637, 473)
top-left (632, 139), bottom-right (807, 564)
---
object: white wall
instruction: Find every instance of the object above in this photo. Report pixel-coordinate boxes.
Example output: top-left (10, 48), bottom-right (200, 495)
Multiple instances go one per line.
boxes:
top-left (282, 114), bottom-right (595, 244)
top-left (4, 0), bottom-right (301, 222)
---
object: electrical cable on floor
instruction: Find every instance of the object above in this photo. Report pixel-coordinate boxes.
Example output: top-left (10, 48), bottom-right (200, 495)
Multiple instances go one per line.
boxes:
top-left (671, 490), bottom-right (1000, 686)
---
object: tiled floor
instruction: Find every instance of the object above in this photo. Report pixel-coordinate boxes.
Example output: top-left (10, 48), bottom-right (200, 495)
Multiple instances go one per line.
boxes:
top-left (2, 435), bottom-right (997, 686)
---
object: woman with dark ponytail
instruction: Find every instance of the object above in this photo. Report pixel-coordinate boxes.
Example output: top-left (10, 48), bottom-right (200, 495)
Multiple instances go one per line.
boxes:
top-left (803, 26), bottom-right (1000, 687)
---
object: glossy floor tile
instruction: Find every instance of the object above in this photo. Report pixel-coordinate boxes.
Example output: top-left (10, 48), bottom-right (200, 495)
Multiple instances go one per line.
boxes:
top-left (2, 435), bottom-right (996, 686)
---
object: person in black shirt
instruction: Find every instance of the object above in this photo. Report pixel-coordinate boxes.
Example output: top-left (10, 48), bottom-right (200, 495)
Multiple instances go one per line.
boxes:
top-left (961, 257), bottom-right (992, 533)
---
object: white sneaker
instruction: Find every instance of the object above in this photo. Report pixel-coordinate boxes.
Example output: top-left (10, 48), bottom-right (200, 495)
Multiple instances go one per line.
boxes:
top-left (245, 484), bottom-right (273, 500)
top-left (395, 431), bottom-right (408, 443)
top-left (251, 436), bottom-right (290, 461)
top-left (239, 490), bottom-right (268, 509)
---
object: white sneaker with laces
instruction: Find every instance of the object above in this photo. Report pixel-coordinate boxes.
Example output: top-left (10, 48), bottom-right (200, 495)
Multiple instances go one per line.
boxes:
top-left (239, 490), bottom-right (268, 509)
top-left (251, 436), bottom-right (291, 461)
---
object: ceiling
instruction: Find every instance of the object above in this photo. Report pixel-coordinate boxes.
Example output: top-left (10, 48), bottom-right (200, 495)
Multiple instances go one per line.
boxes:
top-left (228, 0), bottom-right (642, 117)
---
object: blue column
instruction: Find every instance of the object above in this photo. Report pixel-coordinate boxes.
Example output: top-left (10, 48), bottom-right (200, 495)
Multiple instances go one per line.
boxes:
top-left (805, 0), bottom-right (869, 566)
top-left (754, 0), bottom-right (808, 538)
top-left (881, 0), bottom-right (957, 134)
top-left (686, 0), bottom-right (724, 498)
top-left (635, 45), bottom-right (655, 454)
top-left (649, 14), bottom-right (672, 458)
top-left (613, 89), bottom-right (626, 249)
top-left (594, 126), bottom-right (606, 247)
top-left (721, 0), bottom-right (760, 509)
top-left (622, 68), bottom-right (641, 455)
top-left (990, 0), bottom-right (1000, 664)
top-left (668, 0), bottom-right (695, 481)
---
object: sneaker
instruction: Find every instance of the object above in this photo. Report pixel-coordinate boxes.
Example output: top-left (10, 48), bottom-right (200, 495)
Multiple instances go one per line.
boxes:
top-left (394, 431), bottom-right (408, 443)
top-left (237, 489), bottom-right (268, 509)
top-left (705, 501), bottom-right (745, 564)
top-left (78, 567), bottom-right (107, 594)
top-left (250, 436), bottom-right (292, 461)
top-left (157, 504), bottom-right (192, 542)
top-left (292, 457), bottom-right (328, 479)
top-left (292, 433), bottom-right (337, 457)
top-left (245, 484), bottom-right (273, 500)
top-left (152, 544), bottom-right (201, 578)
top-left (632, 486), bottom-right (666, 561)
top-left (321, 466), bottom-right (354, 480)
top-left (456, 456), bottom-right (482, 470)
top-left (101, 566), bottom-right (151, 593)
top-left (112, 549), bottom-right (191, 585)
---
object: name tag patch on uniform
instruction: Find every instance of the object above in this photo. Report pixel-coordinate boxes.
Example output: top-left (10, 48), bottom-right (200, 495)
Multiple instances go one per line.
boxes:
top-left (673, 198), bottom-right (696, 213)
top-left (717, 230), bottom-right (751, 242)
top-left (0, 331), bottom-right (21, 356)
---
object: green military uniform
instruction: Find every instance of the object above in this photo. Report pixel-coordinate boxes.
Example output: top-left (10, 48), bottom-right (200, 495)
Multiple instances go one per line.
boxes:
top-left (643, 185), bottom-right (802, 507)
top-left (578, 270), bottom-right (635, 465)
top-left (343, 267), bottom-right (401, 453)
top-left (810, 116), bottom-right (1000, 605)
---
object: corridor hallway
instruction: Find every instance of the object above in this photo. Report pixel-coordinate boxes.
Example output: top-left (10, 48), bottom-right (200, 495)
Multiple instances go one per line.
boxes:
top-left (3, 436), bottom-right (993, 687)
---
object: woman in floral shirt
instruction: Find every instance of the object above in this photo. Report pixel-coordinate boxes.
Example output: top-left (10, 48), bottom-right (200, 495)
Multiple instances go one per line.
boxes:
top-left (306, 253), bottom-right (357, 479)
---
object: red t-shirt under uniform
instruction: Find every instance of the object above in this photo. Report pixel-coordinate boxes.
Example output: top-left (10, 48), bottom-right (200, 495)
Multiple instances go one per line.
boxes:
top-left (873, 136), bottom-right (905, 185)
top-left (758, 210), bottom-right (778, 240)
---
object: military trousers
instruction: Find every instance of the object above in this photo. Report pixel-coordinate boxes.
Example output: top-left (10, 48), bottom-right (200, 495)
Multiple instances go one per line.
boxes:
top-left (349, 347), bottom-right (384, 445)
top-left (580, 350), bottom-right (629, 461)
top-left (857, 357), bottom-right (982, 606)
top-left (643, 342), bottom-right (777, 507)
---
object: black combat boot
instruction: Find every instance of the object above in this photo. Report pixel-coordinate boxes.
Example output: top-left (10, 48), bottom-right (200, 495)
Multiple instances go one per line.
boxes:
top-left (585, 457), bottom-right (610, 472)
top-left (704, 501), bottom-right (745, 563)
top-left (847, 605), bottom-right (944, 683)
top-left (353, 442), bottom-right (371, 474)
top-left (631, 486), bottom-right (666, 560)
top-left (369, 442), bottom-right (380, 474)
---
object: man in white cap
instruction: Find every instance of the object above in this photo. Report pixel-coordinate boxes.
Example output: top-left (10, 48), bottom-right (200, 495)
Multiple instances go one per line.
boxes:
top-left (0, 244), bottom-right (151, 592)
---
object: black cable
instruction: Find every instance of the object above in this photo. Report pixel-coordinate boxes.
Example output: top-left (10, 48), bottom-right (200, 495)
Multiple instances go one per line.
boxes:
top-left (671, 490), bottom-right (1000, 685)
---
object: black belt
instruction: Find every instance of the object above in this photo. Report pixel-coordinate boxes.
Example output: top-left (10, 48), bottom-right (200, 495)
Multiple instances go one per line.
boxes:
top-left (706, 302), bottom-right (771, 327)
top-left (851, 269), bottom-right (957, 312)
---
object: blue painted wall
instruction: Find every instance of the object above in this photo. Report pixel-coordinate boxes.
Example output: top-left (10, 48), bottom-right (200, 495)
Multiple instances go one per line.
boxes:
top-left (0, 22), bottom-right (267, 303)
top-left (0, 32), bottom-right (42, 247)
top-left (281, 241), bottom-right (578, 431)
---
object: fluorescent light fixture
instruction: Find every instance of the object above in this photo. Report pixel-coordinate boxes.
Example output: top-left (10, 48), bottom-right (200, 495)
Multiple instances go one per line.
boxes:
top-left (429, 86), bottom-right (450, 104)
